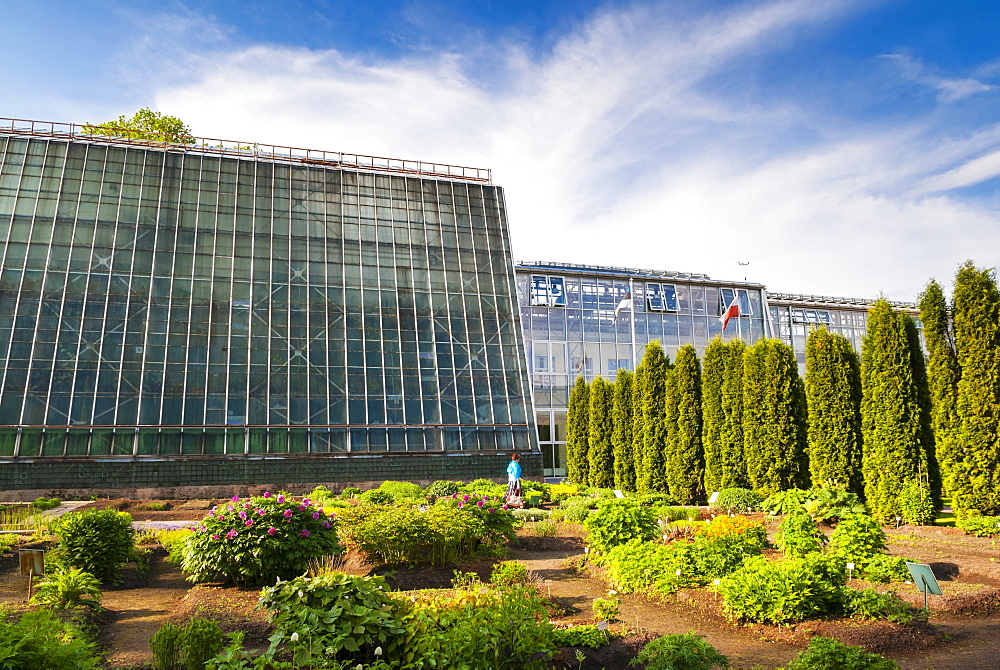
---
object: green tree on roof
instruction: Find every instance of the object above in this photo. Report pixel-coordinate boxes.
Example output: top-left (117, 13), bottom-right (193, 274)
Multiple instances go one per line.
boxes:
top-left (82, 108), bottom-right (195, 144)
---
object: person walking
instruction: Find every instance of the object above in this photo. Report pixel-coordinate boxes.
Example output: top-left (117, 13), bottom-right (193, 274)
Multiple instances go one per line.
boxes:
top-left (505, 452), bottom-right (522, 505)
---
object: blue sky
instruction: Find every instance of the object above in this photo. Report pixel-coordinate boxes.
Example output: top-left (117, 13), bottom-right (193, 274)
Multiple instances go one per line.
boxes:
top-left (4, 0), bottom-right (1000, 300)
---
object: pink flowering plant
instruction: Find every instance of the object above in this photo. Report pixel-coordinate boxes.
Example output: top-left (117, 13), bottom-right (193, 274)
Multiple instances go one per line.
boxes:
top-left (181, 493), bottom-right (342, 585)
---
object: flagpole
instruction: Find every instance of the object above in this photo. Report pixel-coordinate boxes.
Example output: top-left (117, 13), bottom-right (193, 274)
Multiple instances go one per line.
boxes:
top-left (629, 277), bottom-right (637, 369)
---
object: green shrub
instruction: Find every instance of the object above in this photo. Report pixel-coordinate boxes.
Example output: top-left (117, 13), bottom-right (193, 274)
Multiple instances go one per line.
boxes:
top-left (157, 528), bottom-right (193, 566)
top-left (0, 609), bottom-right (101, 670)
top-left (593, 593), bottom-right (620, 621)
top-left (51, 508), bottom-right (135, 585)
top-left (712, 488), bottom-right (762, 514)
top-left (957, 514), bottom-right (1000, 537)
top-left (559, 496), bottom-right (597, 523)
top-left (306, 485), bottom-right (337, 507)
top-left (462, 479), bottom-right (508, 499)
top-left (530, 519), bottom-right (558, 537)
top-left (181, 493), bottom-right (341, 585)
top-left (659, 506), bottom-right (696, 522)
top-left (151, 622), bottom-right (184, 670)
top-left (842, 588), bottom-right (923, 624)
top-left (763, 488), bottom-right (866, 522)
top-left (260, 572), bottom-right (406, 663)
top-left (631, 632), bottom-right (729, 670)
top-left (30, 567), bottom-right (103, 610)
top-left (898, 480), bottom-right (935, 526)
top-left (553, 624), bottom-right (609, 648)
top-left (151, 618), bottom-right (225, 670)
top-left (720, 554), bottom-right (845, 624)
top-left (31, 496), bottom-right (62, 510)
top-left (861, 554), bottom-right (911, 583)
top-left (0, 534), bottom-right (18, 554)
top-left (139, 502), bottom-right (169, 511)
top-left (784, 636), bottom-right (898, 669)
top-left (776, 511), bottom-right (827, 557)
top-left (378, 480), bottom-right (425, 502)
top-left (829, 514), bottom-right (888, 566)
top-left (360, 489), bottom-right (395, 505)
top-left (341, 486), bottom-right (362, 499)
top-left (605, 540), bottom-right (678, 593)
top-left (583, 499), bottom-right (659, 555)
top-left (402, 584), bottom-right (554, 670)
top-left (425, 480), bottom-right (462, 498)
top-left (491, 560), bottom-right (528, 586)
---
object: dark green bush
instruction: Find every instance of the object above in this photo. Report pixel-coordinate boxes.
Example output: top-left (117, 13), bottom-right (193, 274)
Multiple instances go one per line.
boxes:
top-left (260, 572), bottom-right (406, 664)
top-left (720, 554), bottom-right (846, 624)
top-left (181, 493), bottom-right (341, 585)
top-left (51, 508), bottom-right (135, 585)
top-left (712, 488), bottom-right (762, 514)
top-left (584, 499), bottom-right (659, 555)
top-left (0, 609), bottom-right (101, 670)
top-left (631, 632), bottom-right (729, 670)
top-left (898, 480), bottom-right (935, 525)
top-left (776, 511), bottom-right (827, 557)
top-left (783, 636), bottom-right (898, 669)
top-left (359, 489), bottom-right (395, 505)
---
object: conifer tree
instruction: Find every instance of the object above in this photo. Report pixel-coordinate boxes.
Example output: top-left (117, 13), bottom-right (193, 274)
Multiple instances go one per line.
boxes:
top-left (666, 344), bottom-right (705, 503)
top-left (742, 338), bottom-right (809, 496)
top-left (566, 376), bottom-right (590, 486)
top-left (902, 313), bottom-right (942, 509)
top-left (860, 300), bottom-right (924, 522)
top-left (637, 341), bottom-right (670, 492)
top-left (805, 328), bottom-right (863, 494)
top-left (919, 278), bottom-right (961, 499)
top-left (587, 377), bottom-right (615, 488)
top-left (612, 368), bottom-right (637, 491)
top-left (702, 338), bottom-right (746, 492)
top-left (951, 263), bottom-right (1000, 514)
top-left (631, 362), bottom-right (647, 488)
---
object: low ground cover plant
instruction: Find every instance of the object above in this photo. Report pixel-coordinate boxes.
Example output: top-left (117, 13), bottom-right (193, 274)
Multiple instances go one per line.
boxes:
top-left (552, 624), bottom-right (609, 648)
top-left (553, 496), bottom-right (597, 524)
top-left (31, 496), bottom-right (61, 510)
top-left (181, 493), bottom-right (341, 585)
top-left (50, 508), bottom-right (135, 585)
top-left (783, 635), bottom-right (899, 669)
top-left (631, 632), bottom-right (729, 670)
top-left (0, 609), bottom-right (101, 670)
top-left (30, 567), bottom-right (103, 610)
top-left (957, 514), bottom-right (1000, 537)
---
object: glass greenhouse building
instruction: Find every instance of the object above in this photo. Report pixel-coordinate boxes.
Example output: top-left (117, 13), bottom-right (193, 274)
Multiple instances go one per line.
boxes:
top-left (0, 119), bottom-right (536, 492)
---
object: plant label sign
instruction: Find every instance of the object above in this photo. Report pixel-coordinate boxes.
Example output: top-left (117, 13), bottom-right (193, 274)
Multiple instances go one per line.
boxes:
top-left (614, 490), bottom-right (626, 499)
top-left (597, 621), bottom-right (609, 631)
top-left (708, 491), bottom-right (720, 504)
top-left (18, 549), bottom-right (44, 577)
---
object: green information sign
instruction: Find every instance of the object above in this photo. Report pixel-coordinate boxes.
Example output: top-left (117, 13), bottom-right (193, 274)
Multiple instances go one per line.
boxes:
top-left (906, 562), bottom-right (942, 610)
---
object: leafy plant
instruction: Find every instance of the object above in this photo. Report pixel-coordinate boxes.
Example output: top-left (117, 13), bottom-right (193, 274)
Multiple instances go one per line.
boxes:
top-left (491, 560), bottom-right (528, 587)
top-left (181, 493), bottom-right (341, 585)
top-left (829, 513), bottom-right (889, 566)
top-left (157, 528), bottom-right (194, 566)
top-left (899, 479), bottom-right (936, 525)
top-left (712, 488), bottom-right (762, 514)
top-left (549, 483), bottom-right (581, 501)
top-left (260, 572), bottom-right (406, 663)
top-left (842, 588), bottom-right (923, 624)
top-left (763, 487), bottom-right (866, 522)
top-left (341, 486), bottom-right (362, 499)
top-left (592, 592), bottom-right (621, 622)
top-left (51, 508), bottom-right (135, 585)
top-left (401, 584), bottom-right (555, 670)
top-left (861, 554), bottom-right (912, 583)
top-left (0, 609), bottom-right (101, 670)
top-left (720, 554), bottom-right (846, 624)
top-left (512, 508), bottom-right (548, 522)
top-left (631, 632), bottom-right (729, 670)
top-left (783, 635), bottom-right (898, 669)
top-left (553, 624), bottom-right (609, 648)
top-left (31, 496), bottom-right (62, 510)
top-left (531, 519), bottom-right (559, 537)
top-left (583, 499), bottom-right (659, 555)
top-left (378, 480), bottom-right (425, 502)
top-left (559, 496), bottom-right (597, 524)
top-left (30, 567), bottom-right (103, 610)
top-left (0, 534), bottom-right (18, 555)
top-left (83, 108), bottom-right (195, 143)
top-left (151, 622), bottom-right (184, 670)
top-left (151, 618), bottom-right (225, 670)
top-left (776, 511), bottom-right (827, 557)
top-left (306, 485), bottom-right (337, 507)
top-left (957, 514), bottom-right (1000, 537)
top-left (425, 480), bottom-right (462, 498)
top-left (360, 489), bottom-right (395, 505)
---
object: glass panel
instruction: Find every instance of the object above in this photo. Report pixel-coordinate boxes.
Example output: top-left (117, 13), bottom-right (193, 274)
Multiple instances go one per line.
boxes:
top-left (662, 284), bottom-right (678, 311)
top-left (548, 276), bottom-right (566, 306)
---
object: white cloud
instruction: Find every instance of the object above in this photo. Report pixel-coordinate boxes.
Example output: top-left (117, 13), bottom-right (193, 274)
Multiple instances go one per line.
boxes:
top-left (884, 53), bottom-right (995, 103)
top-left (135, 0), bottom-right (1000, 301)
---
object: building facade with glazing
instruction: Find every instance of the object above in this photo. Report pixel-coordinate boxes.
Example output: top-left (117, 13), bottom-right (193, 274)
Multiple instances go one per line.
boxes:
top-left (0, 120), bottom-right (536, 492)
top-left (516, 262), bottom-right (919, 478)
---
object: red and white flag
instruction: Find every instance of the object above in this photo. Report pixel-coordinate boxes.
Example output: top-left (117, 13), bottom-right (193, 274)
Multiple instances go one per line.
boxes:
top-left (719, 297), bottom-right (740, 331)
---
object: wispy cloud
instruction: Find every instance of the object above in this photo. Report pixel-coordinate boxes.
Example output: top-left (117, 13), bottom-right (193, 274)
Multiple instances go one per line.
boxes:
top-left (884, 53), bottom-right (995, 102)
top-left (118, 0), bottom-right (1000, 300)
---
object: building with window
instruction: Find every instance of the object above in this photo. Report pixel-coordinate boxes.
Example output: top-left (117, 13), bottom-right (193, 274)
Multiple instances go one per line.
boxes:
top-left (0, 118), bottom-right (537, 494)
top-left (516, 262), bottom-right (919, 477)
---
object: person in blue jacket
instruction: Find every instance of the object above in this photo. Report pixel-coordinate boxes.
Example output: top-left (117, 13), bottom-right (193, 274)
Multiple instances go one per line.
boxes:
top-left (505, 452), bottom-right (522, 503)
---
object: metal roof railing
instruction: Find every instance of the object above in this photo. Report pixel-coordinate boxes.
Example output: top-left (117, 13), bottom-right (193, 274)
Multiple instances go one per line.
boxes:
top-left (767, 291), bottom-right (918, 311)
top-left (0, 116), bottom-right (492, 184)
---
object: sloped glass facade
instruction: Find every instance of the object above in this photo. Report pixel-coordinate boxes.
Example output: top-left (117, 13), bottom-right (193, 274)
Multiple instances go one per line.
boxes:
top-left (0, 134), bottom-right (534, 459)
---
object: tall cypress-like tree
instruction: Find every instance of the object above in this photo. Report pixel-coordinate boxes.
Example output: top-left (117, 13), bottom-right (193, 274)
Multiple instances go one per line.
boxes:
top-left (702, 338), bottom-right (746, 492)
top-left (638, 341), bottom-right (670, 493)
top-left (952, 263), bottom-right (1000, 515)
top-left (742, 338), bottom-right (809, 496)
top-left (566, 376), bottom-right (591, 486)
top-left (587, 377), bottom-right (615, 488)
top-left (860, 300), bottom-right (924, 522)
top-left (666, 344), bottom-right (705, 503)
top-left (902, 313), bottom-right (942, 510)
top-left (919, 278), bottom-right (962, 499)
top-left (631, 362), bottom-right (647, 488)
top-left (805, 328), bottom-right (863, 494)
top-left (612, 368), bottom-right (637, 491)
